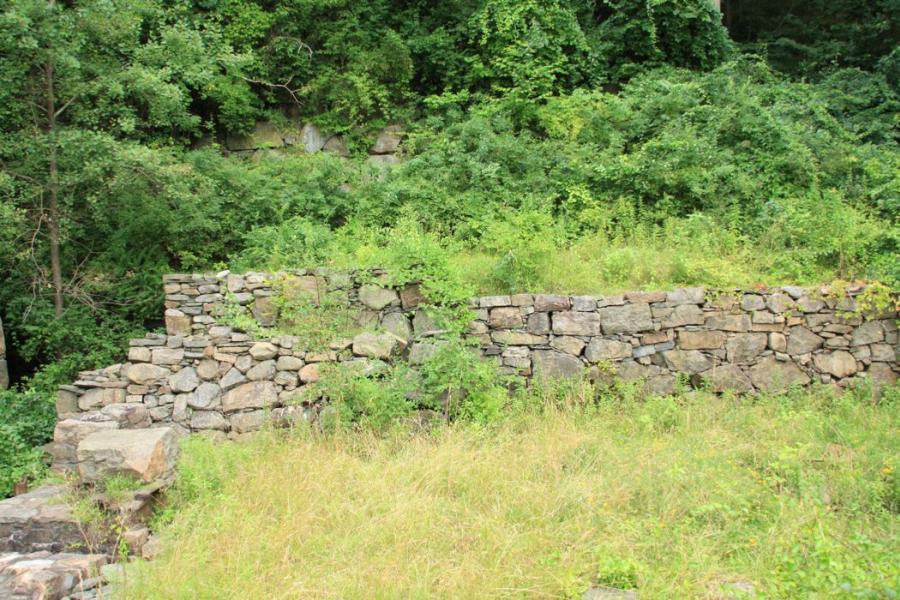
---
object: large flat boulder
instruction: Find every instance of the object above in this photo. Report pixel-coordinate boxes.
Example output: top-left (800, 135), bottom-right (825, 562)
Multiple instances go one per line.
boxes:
top-left (0, 486), bottom-right (82, 554)
top-left (77, 427), bottom-right (179, 485)
top-left (0, 551), bottom-right (106, 600)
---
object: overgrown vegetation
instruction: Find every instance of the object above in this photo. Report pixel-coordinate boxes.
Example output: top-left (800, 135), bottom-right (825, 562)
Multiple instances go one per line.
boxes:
top-left (120, 384), bottom-right (899, 598)
top-left (0, 0), bottom-right (897, 497)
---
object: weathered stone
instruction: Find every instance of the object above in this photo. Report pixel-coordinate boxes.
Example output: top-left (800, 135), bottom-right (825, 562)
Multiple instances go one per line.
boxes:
top-left (190, 410), bottom-right (228, 431)
top-left (571, 296), bottom-right (597, 311)
top-left (370, 124), bottom-right (404, 154)
top-left (56, 389), bottom-right (79, 416)
top-left (666, 287), bottom-right (705, 306)
top-left (584, 339), bottom-right (632, 362)
top-left (0, 486), bottom-right (85, 554)
top-left (598, 304), bottom-right (653, 334)
top-left (870, 343), bottom-right (896, 362)
top-left (526, 312), bottom-right (550, 334)
top-left (413, 309), bottom-right (443, 337)
top-left (168, 367), bottom-right (199, 393)
top-left (705, 313), bottom-right (750, 332)
top-left (769, 332), bottom-right (787, 352)
top-left (274, 370), bottom-right (299, 388)
top-left (323, 134), bottom-right (350, 157)
top-left (297, 122), bottom-right (326, 152)
top-left (229, 410), bottom-right (267, 434)
top-left (786, 326), bottom-right (824, 355)
top-left (797, 296), bottom-right (826, 313)
top-left (813, 351), bottom-right (858, 378)
top-left (150, 347), bottom-right (184, 365)
top-left (381, 312), bottom-right (413, 343)
top-left (100, 404), bottom-right (151, 428)
top-left (660, 304), bottom-right (705, 328)
top-left (726, 333), bottom-right (768, 364)
top-left (220, 368), bottom-right (247, 391)
top-left (479, 295), bottom-right (512, 308)
top-left (625, 291), bottom-right (667, 303)
top-left (662, 350), bottom-right (712, 374)
top-left (246, 360), bottom-right (277, 381)
top-left (298, 363), bottom-right (320, 383)
top-left (222, 381), bottom-right (279, 412)
top-left (248, 342), bottom-right (278, 361)
top-left (164, 309), bottom-right (192, 336)
top-left (550, 336), bottom-right (585, 356)
top-left (77, 427), bottom-right (179, 484)
top-left (397, 284), bottom-right (427, 310)
top-left (749, 357), bottom-right (811, 392)
top-left (251, 296), bottom-right (278, 327)
top-left (532, 351), bottom-right (584, 379)
top-left (851, 320), bottom-right (884, 346)
top-left (128, 347), bottom-right (151, 363)
top-left (697, 364), bottom-right (753, 393)
top-left (741, 294), bottom-right (766, 311)
top-left (553, 311), bottom-right (602, 336)
top-left (126, 363), bottom-right (170, 385)
top-left (766, 293), bottom-right (794, 314)
top-left (359, 285), bottom-right (398, 310)
top-left (196, 359), bottom-right (218, 381)
top-left (490, 307), bottom-right (524, 328)
top-left (0, 551), bottom-right (107, 599)
top-left (491, 331), bottom-right (548, 345)
top-left (866, 362), bottom-right (897, 387)
top-left (534, 294), bottom-right (570, 312)
top-left (352, 332), bottom-right (399, 359)
top-left (77, 388), bottom-right (125, 411)
top-left (276, 355), bottom-right (305, 371)
top-left (678, 330), bottom-right (726, 350)
top-left (187, 382), bottom-right (221, 410)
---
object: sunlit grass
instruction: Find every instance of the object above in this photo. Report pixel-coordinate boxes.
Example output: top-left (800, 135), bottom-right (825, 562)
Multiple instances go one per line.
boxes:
top-left (119, 386), bottom-right (899, 599)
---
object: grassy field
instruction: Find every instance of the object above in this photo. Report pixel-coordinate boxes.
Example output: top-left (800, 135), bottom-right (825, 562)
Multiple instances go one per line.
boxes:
top-left (118, 384), bottom-right (899, 599)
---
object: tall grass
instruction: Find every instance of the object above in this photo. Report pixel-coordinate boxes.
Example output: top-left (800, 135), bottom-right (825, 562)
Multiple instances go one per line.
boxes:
top-left (120, 386), bottom-right (898, 599)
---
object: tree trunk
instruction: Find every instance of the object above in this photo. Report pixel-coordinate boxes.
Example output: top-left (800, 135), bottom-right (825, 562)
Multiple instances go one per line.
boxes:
top-left (45, 60), bottom-right (63, 318)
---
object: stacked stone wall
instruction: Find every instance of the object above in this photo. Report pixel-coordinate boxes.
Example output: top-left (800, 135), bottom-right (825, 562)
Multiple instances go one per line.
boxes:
top-left (48, 271), bottom-right (898, 473)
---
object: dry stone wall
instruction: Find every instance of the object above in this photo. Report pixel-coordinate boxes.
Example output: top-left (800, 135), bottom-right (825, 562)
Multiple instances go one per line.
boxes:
top-left (48, 271), bottom-right (898, 474)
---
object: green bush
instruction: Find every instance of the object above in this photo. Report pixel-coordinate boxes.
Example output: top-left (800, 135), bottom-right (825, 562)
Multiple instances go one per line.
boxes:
top-left (0, 390), bottom-right (55, 497)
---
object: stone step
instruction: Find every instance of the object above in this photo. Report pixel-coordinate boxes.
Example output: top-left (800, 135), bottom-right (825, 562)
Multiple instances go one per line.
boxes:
top-left (0, 551), bottom-right (106, 600)
top-left (0, 487), bottom-right (85, 555)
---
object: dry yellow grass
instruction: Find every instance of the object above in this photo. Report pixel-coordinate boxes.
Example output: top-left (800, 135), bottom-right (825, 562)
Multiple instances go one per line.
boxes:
top-left (119, 389), bottom-right (899, 599)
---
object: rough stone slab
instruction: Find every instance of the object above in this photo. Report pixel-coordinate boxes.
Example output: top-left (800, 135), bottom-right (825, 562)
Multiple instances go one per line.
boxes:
top-left (0, 551), bottom-right (106, 600)
top-left (786, 326), bottom-right (824, 355)
top-left (77, 388), bottom-right (125, 411)
top-left (0, 487), bottom-right (82, 554)
top-left (221, 381), bottom-right (279, 412)
top-left (749, 357), bottom-right (811, 392)
top-left (584, 339), bottom-right (632, 362)
top-left (598, 304), bottom-right (653, 334)
top-left (553, 311), bottom-right (602, 336)
top-left (77, 427), bottom-right (179, 484)
top-left (532, 350), bottom-right (584, 379)
top-left (358, 285), bottom-right (398, 310)
top-left (678, 330), bottom-right (726, 350)
top-left (352, 332), bottom-right (399, 359)
top-left (534, 295), bottom-right (570, 312)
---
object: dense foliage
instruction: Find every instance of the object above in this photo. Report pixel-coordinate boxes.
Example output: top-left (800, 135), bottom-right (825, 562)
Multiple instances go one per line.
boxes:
top-left (0, 0), bottom-right (897, 496)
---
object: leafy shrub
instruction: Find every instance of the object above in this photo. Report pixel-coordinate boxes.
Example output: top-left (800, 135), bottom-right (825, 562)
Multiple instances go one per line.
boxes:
top-left (0, 390), bottom-right (55, 497)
